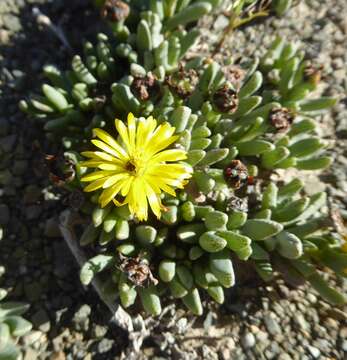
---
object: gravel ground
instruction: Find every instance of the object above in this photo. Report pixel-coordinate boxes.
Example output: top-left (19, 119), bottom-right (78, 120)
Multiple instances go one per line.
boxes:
top-left (0, 0), bottom-right (346, 359)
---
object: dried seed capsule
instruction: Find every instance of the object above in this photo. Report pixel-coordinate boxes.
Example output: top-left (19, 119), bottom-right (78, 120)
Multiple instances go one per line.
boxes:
top-left (224, 160), bottom-right (249, 189)
top-left (226, 196), bottom-right (248, 213)
top-left (303, 62), bottom-right (323, 87)
top-left (212, 84), bottom-right (239, 113)
top-left (130, 73), bottom-right (160, 101)
top-left (101, 0), bottom-right (130, 22)
top-left (269, 107), bottom-right (294, 132)
top-left (223, 65), bottom-right (245, 90)
top-left (166, 67), bottom-right (199, 98)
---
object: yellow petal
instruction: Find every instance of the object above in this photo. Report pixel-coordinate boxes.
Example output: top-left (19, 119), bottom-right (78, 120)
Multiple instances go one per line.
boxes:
top-left (120, 176), bottom-right (134, 197)
top-left (98, 163), bottom-right (124, 171)
top-left (136, 116), bottom-right (157, 149)
top-left (102, 173), bottom-right (129, 189)
top-left (81, 170), bottom-right (114, 182)
top-left (144, 124), bottom-right (177, 156)
top-left (144, 181), bottom-right (162, 219)
top-left (127, 113), bottom-right (136, 150)
top-left (92, 139), bottom-right (122, 159)
top-left (127, 178), bottom-right (148, 221)
top-left (145, 175), bottom-right (177, 196)
top-left (93, 128), bottom-right (128, 159)
top-left (84, 177), bottom-right (108, 192)
top-left (99, 183), bottom-right (123, 208)
top-left (80, 160), bottom-right (104, 168)
top-left (149, 149), bottom-right (187, 164)
top-left (81, 151), bottom-right (99, 159)
top-left (115, 119), bottom-right (131, 153)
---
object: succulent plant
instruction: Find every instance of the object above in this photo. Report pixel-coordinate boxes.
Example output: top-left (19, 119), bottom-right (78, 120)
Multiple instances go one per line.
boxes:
top-left (21, 3), bottom-right (346, 316)
top-left (0, 267), bottom-right (32, 360)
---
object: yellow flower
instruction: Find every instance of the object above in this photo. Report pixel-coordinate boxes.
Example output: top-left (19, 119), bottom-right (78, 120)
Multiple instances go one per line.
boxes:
top-left (80, 113), bottom-right (192, 221)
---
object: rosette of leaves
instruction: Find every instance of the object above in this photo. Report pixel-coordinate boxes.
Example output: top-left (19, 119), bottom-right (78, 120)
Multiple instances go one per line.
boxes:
top-left (0, 268), bottom-right (32, 360)
top-left (19, 3), bottom-right (216, 147)
top-left (20, 5), bottom-right (345, 315)
top-left (248, 180), bottom-right (347, 305)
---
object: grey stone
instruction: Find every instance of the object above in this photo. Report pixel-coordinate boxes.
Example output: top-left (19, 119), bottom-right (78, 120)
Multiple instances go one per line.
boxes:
top-left (24, 281), bottom-right (42, 302)
top-left (97, 338), bottom-right (113, 354)
top-left (25, 205), bottom-right (42, 220)
top-left (44, 217), bottom-right (61, 237)
top-left (241, 332), bottom-right (256, 348)
top-left (73, 304), bottom-right (91, 332)
top-left (293, 314), bottom-right (310, 331)
top-left (307, 345), bottom-right (321, 358)
top-left (0, 135), bottom-right (16, 152)
top-left (278, 354), bottom-right (292, 360)
top-left (2, 13), bottom-right (21, 32)
top-left (0, 204), bottom-right (10, 225)
top-left (31, 309), bottom-right (51, 333)
top-left (92, 324), bottom-right (107, 339)
top-left (22, 330), bottom-right (43, 346)
top-left (264, 314), bottom-right (282, 336)
top-left (12, 159), bottom-right (28, 175)
top-left (24, 348), bottom-right (39, 360)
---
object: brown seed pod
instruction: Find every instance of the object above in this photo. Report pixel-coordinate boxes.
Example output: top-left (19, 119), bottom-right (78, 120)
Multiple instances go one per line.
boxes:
top-left (304, 62), bottom-right (323, 87)
top-left (118, 254), bottom-right (158, 287)
top-left (100, 0), bottom-right (130, 22)
top-left (223, 65), bottom-right (245, 91)
top-left (226, 195), bottom-right (248, 213)
top-left (130, 73), bottom-right (161, 101)
top-left (45, 154), bottom-right (75, 187)
top-left (165, 66), bottom-right (199, 99)
top-left (212, 84), bottom-right (239, 113)
top-left (269, 107), bottom-right (294, 132)
top-left (224, 160), bottom-right (249, 189)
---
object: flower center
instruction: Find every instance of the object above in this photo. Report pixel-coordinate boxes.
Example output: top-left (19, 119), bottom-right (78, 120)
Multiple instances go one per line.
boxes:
top-left (125, 156), bottom-right (147, 177)
top-left (125, 160), bottom-right (136, 173)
